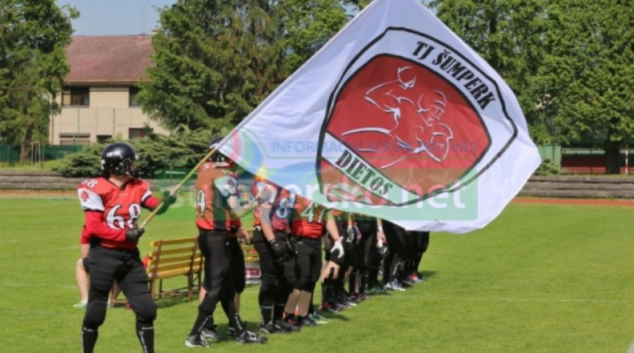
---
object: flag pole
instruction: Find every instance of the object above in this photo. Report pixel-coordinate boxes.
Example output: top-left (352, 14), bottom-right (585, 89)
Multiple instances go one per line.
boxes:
top-left (138, 147), bottom-right (217, 230)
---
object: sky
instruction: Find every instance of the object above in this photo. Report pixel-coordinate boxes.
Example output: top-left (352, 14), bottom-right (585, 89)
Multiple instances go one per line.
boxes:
top-left (57, 0), bottom-right (176, 36)
top-left (56, 1), bottom-right (433, 36)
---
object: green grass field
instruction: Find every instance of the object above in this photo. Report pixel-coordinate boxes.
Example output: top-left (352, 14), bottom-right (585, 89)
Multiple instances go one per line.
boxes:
top-left (1, 196), bottom-right (634, 353)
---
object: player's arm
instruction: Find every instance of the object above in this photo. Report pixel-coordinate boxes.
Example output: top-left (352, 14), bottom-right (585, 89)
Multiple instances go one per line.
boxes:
top-left (237, 226), bottom-right (252, 245)
top-left (141, 184), bottom-right (176, 215)
top-left (254, 182), bottom-right (277, 242)
top-left (219, 179), bottom-right (272, 219)
top-left (325, 211), bottom-right (341, 242)
top-left (325, 210), bottom-right (345, 262)
top-left (259, 204), bottom-right (277, 242)
top-left (376, 218), bottom-right (387, 243)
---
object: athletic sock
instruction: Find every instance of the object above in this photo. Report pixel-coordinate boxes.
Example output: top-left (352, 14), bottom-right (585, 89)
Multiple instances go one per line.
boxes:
top-left (273, 303), bottom-right (285, 322)
top-left (136, 321), bottom-right (155, 353)
top-left (82, 327), bottom-right (98, 353)
top-left (260, 306), bottom-right (273, 325)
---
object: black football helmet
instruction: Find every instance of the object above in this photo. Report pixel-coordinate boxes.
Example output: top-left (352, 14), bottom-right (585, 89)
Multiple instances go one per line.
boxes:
top-left (208, 136), bottom-right (233, 166)
top-left (101, 142), bottom-right (139, 178)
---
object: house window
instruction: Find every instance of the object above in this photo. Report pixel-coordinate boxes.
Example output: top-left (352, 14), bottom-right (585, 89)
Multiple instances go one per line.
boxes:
top-left (129, 87), bottom-right (141, 107)
top-left (129, 127), bottom-right (152, 139)
top-left (59, 133), bottom-right (90, 146)
top-left (62, 87), bottom-right (90, 106)
top-left (97, 135), bottom-right (112, 144)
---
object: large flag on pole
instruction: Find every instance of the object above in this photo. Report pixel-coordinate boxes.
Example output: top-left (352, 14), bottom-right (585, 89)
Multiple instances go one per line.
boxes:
top-left (217, 0), bottom-right (541, 233)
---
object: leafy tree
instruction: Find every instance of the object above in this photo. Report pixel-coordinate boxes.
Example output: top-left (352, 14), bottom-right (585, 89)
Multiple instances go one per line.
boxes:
top-left (283, 0), bottom-right (349, 72)
top-left (537, 0), bottom-right (634, 174)
top-left (138, 0), bottom-right (349, 132)
top-left (53, 128), bottom-right (215, 178)
top-left (0, 0), bottom-right (78, 161)
top-left (429, 0), bottom-right (550, 143)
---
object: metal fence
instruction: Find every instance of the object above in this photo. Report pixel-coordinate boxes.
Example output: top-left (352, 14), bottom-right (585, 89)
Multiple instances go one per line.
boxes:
top-left (0, 144), bottom-right (86, 164)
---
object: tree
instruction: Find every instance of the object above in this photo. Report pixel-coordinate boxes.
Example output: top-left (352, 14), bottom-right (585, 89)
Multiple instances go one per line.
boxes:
top-left (537, 0), bottom-right (634, 174)
top-left (428, 0), bottom-right (550, 143)
top-left (138, 0), bottom-right (349, 132)
top-left (0, 0), bottom-right (77, 162)
top-left (53, 128), bottom-right (215, 178)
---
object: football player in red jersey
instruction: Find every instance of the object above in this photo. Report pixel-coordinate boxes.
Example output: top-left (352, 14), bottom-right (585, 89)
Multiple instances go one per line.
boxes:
top-left (283, 195), bottom-right (345, 327)
top-left (77, 142), bottom-right (176, 353)
top-left (185, 136), bottom-right (271, 347)
top-left (250, 177), bottom-right (300, 334)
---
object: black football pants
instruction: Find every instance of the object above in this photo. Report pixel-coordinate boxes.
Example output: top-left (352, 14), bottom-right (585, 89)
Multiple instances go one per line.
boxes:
top-left (382, 221), bottom-right (409, 284)
top-left (412, 231), bottom-right (430, 272)
top-left (82, 245), bottom-right (156, 353)
top-left (252, 229), bottom-right (297, 323)
top-left (228, 237), bottom-right (246, 294)
top-left (189, 230), bottom-right (243, 337)
top-left (296, 237), bottom-right (322, 292)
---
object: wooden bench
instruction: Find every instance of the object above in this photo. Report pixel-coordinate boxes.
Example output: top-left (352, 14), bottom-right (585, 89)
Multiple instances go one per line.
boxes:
top-left (143, 233), bottom-right (261, 303)
top-left (145, 237), bottom-right (203, 302)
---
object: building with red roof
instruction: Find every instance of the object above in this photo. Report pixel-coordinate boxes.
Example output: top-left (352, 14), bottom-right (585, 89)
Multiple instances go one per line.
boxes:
top-left (50, 35), bottom-right (167, 145)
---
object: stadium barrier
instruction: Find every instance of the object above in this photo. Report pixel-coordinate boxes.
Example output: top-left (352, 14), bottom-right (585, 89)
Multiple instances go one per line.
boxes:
top-left (2, 171), bottom-right (634, 199)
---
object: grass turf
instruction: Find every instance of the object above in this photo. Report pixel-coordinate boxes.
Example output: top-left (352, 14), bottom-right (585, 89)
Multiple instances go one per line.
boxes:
top-left (0, 197), bottom-right (633, 352)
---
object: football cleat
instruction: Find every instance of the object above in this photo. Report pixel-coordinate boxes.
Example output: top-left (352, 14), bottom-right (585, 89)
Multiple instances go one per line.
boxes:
top-left (319, 301), bottom-right (342, 313)
top-left (309, 313), bottom-right (330, 324)
top-left (227, 320), bottom-right (247, 338)
top-left (366, 286), bottom-right (387, 295)
top-left (259, 321), bottom-right (290, 334)
top-left (201, 327), bottom-right (223, 341)
top-left (386, 280), bottom-right (406, 291)
top-left (236, 330), bottom-right (268, 345)
top-left (185, 334), bottom-right (210, 348)
top-left (276, 319), bottom-right (301, 332)
top-left (299, 315), bottom-right (318, 327)
top-left (401, 278), bottom-right (414, 287)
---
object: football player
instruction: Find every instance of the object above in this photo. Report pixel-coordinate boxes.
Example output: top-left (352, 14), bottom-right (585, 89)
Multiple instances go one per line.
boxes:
top-left (77, 142), bottom-right (176, 353)
top-left (185, 136), bottom-right (271, 347)
top-left (251, 178), bottom-right (300, 334)
top-left (285, 195), bottom-right (345, 327)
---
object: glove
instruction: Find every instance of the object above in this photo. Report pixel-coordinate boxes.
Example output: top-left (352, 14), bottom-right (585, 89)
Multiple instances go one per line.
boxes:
top-left (162, 191), bottom-right (177, 206)
top-left (255, 185), bottom-right (273, 205)
top-left (270, 238), bottom-right (290, 259)
top-left (329, 239), bottom-right (345, 265)
top-left (156, 191), bottom-right (177, 215)
top-left (125, 228), bottom-right (145, 242)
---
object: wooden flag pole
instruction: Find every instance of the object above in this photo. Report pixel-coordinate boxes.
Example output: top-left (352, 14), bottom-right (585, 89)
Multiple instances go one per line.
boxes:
top-left (139, 147), bottom-right (217, 230)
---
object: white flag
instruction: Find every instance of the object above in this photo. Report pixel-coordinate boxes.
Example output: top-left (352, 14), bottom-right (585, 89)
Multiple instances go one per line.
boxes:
top-left (217, 0), bottom-right (541, 234)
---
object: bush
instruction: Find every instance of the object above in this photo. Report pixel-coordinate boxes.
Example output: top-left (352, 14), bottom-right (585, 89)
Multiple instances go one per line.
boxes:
top-left (53, 129), bottom-right (215, 178)
top-left (533, 158), bottom-right (562, 176)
